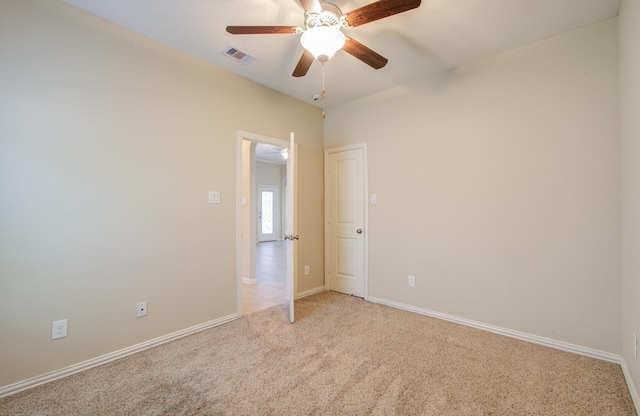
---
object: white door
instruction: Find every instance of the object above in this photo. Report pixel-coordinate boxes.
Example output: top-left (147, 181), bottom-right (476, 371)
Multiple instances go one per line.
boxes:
top-left (285, 133), bottom-right (296, 323)
top-left (326, 147), bottom-right (366, 298)
top-left (257, 185), bottom-right (278, 242)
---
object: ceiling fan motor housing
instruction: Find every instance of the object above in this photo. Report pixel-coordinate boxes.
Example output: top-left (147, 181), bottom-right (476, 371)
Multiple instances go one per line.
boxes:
top-left (304, 2), bottom-right (344, 29)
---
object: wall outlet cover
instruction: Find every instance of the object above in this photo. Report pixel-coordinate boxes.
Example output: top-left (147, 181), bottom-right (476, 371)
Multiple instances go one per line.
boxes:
top-left (52, 319), bottom-right (68, 340)
top-left (137, 301), bottom-right (148, 318)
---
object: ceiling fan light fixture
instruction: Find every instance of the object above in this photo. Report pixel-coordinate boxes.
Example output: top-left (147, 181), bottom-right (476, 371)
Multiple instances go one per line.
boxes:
top-left (300, 26), bottom-right (346, 62)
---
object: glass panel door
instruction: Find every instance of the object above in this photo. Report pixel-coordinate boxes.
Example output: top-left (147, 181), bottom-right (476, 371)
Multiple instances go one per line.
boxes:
top-left (257, 185), bottom-right (278, 242)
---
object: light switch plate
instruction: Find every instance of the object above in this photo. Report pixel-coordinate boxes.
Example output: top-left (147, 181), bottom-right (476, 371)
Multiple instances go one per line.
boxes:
top-left (208, 191), bottom-right (221, 204)
top-left (370, 194), bottom-right (377, 204)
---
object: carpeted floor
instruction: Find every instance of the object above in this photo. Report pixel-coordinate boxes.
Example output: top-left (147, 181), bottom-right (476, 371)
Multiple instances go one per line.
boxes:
top-left (0, 291), bottom-right (636, 415)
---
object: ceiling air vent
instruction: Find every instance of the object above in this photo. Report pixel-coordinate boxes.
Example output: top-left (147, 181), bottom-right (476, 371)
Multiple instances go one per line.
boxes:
top-left (221, 46), bottom-right (256, 65)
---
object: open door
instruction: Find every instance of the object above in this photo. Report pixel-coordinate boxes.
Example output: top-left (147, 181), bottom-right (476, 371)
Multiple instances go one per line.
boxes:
top-left (285, 132), bottom-right (296, 323)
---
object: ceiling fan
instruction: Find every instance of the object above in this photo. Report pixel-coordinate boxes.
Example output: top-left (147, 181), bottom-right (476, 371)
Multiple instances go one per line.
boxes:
top-left (258, 144), bottom-right (289, 160)
top-left (226, 0), bottom-right (422, 77)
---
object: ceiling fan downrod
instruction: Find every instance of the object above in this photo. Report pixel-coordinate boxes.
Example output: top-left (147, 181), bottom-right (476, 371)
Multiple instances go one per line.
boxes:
top-left (321, 62), bottom-right (326, 120)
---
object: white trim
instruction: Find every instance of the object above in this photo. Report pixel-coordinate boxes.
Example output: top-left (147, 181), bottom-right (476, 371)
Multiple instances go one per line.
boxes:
top-left (324, 143), bottom-right (369, 300)
top-left (0, 314), bottom-right (238, 399)
top-left (324, 151), bottom-right (328, 293)
top-left (621, 358), bottom-right (640, 413)
top-left (296, 285), bottom-right (326, 299)
top-left (363, 146), bottom-right (368, 301)
top-left (242, 277), bottom-right (257, 285)
top-left (367, 296), bottom-right (622, 363)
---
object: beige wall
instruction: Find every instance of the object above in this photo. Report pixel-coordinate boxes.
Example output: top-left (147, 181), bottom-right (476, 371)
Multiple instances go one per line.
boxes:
top-left (620, 0), bottom-right (640, 401)
top-left (0, 0), bottom-right (324, 388)
top-left (240, 140), bottom-right (257, 283)
top-left (325, 19), bottom-right (620, 353)
top-left (256, 162), bottom-right (284, 189)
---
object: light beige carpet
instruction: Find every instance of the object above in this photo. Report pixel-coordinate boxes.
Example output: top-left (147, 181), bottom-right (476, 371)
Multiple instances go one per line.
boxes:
top-left (0, 291), bottom-right (636, 415)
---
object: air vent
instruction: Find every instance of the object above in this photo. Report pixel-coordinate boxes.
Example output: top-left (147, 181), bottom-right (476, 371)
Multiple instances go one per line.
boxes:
top-left (221, 46), bottom-right (256, 65)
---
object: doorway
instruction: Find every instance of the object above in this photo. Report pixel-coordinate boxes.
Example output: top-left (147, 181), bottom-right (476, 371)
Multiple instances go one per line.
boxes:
top-left (237, 131), bottom-right (297, 319)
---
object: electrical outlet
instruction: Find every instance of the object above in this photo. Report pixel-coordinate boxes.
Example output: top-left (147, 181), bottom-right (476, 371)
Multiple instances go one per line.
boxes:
top-left (304, 265), bottom-right (310, 275)
top-left (51, 319), bottom-right (68, 340)
top-left (408, 275), bottom-right (415, 287)
top-left (137, 301), bottom-right (147, 318)
top-left (634, 333), bottom-right (638, 359)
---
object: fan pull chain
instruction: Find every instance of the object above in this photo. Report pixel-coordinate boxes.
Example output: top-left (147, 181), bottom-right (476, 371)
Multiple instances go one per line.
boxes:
top-left (321, 62), bottom-right (326, 120)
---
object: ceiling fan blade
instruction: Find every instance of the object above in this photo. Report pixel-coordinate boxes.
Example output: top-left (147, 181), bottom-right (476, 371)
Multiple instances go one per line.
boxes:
top-left (292, 50), bottom-right (314, 77)
top-left (298, 0), bottom-right (323, 13)
top-left (342, 37), bottom-right (388, 69)
top-left (344, 0), bottom-right (421, 27)
top-left (226, 26), bottom-right (300, 35)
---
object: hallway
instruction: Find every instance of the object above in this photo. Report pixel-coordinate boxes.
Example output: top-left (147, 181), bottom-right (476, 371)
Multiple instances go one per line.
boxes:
top-left (242, 241), bottom-right (287, 315)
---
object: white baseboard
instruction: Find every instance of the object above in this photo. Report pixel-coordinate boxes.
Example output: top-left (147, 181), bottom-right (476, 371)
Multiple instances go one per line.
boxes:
top-left (367, 296), bottom-right (621, 363)
top-left (242, 277), bottom-right (257, 285)
top-left (0, 313), bottom-right (238, 399)
top-left (621, 358), bottom-right (640, 414)
top-left (296, 285), bottom-right (326, 299)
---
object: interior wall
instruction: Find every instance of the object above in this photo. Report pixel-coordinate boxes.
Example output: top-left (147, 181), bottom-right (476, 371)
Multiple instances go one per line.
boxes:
top-left (0, 0), bottom-right (324, 388)
top-left (295, 137), bottom-right (325, 295)
top-left (325, 18), bottom-right (620, 353)
top-left (619, 0), bottom-right (640, 401)
top-left (240, 141), bottom-right (257, 284)
top-left (256, 162), bottom-right (284, 189)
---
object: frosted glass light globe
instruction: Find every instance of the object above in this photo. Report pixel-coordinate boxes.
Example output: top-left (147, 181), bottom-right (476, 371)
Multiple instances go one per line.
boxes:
top-left (301, 26), bottom-right (346, 62)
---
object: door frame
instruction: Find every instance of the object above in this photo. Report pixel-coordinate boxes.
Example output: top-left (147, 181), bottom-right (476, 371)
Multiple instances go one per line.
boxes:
top-left (236, 130), bottom-right (297, 317)
top-left (324, 143), bottom-right (369, 300)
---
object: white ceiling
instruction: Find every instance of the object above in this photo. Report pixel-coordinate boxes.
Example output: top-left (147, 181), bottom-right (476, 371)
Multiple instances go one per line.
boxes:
top-left (61, 0), bottom-right (621, 108)
top-left (256, 143), bottom-right (287, 164)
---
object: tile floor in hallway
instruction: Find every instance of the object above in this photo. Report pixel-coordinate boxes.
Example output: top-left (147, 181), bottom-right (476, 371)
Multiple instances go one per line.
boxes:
top-left (242, 240), bottom-right (287, 315)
